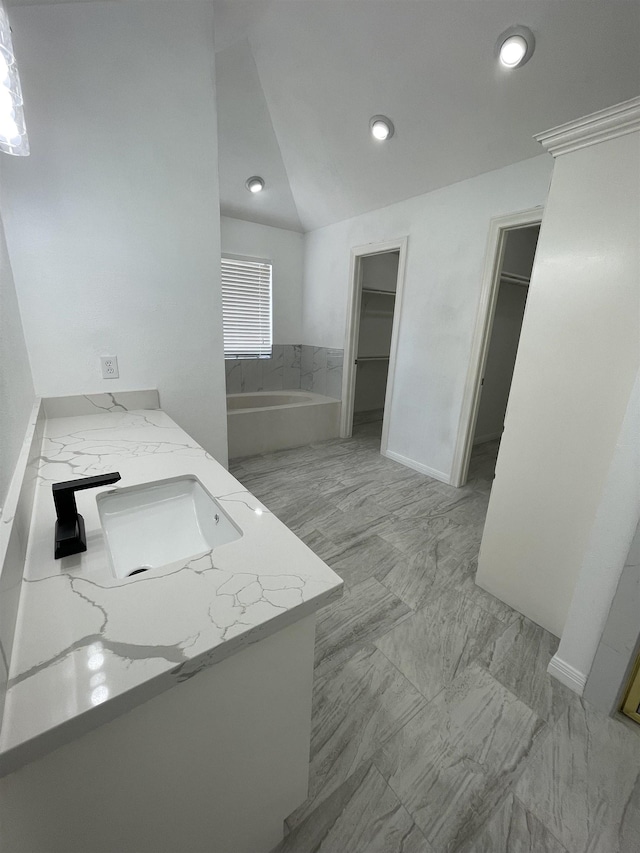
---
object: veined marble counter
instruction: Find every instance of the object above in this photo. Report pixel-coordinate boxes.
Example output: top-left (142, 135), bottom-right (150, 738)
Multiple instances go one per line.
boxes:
top-left (0, 405), bottom-right (343, 777)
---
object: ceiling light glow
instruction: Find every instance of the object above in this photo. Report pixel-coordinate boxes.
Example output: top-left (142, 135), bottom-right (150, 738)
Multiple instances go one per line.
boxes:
top-left (369, 115), bottom-right (394, 141)
top-left (496, 26), bottom-right (535, 70)
top-left (371, 120), bottom-right (390, 140)
top-left (245, 176), bottom-right (265, 193)
top-left (500, 35), bottom-right (527, 67)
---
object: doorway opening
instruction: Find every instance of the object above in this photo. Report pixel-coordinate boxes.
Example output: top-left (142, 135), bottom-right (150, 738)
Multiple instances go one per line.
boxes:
top-left (341, 238), bottom-right (408, 453)
top-left (452, 209), bottom-right (543, 487)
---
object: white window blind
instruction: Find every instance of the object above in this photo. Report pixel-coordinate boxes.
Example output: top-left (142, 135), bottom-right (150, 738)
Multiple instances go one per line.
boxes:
top-left (221, 255), bottom-right (273, 359)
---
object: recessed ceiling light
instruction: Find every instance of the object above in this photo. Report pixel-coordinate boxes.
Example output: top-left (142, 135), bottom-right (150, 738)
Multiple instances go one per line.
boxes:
top-left (369, 115), bottom-right (394, 141)
top-left (496, 26), bottom-right (535, 69)
top-left (245, 176), bottom-right (265, 193)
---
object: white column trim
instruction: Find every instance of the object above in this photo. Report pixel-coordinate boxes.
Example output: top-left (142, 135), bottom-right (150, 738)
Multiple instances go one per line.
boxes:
top-left (535, 96), bottom-right (640, 157)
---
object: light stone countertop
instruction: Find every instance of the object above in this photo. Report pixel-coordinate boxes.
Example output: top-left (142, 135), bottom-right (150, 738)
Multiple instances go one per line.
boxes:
top-left (0, 407), bottom-right (343, 776)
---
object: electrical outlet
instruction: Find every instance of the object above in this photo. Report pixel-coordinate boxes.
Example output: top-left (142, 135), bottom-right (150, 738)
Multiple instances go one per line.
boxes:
top-left (100, 355), bottom-right (119, 379)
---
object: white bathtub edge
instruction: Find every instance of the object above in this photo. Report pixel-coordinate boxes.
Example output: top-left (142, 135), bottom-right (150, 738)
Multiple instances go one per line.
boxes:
top-left (227, 392), bottom-right (341, 459)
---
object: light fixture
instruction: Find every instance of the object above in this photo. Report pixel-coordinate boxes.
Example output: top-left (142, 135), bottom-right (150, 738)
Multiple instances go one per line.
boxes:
top-left (0, 1), bottom-right (29, 156)
top-left (369, 115), bottom-right (394, 141)
top-left (245, 176), bottom-right (265, 193)
top-left (496, 25), bottom-right (535, 69)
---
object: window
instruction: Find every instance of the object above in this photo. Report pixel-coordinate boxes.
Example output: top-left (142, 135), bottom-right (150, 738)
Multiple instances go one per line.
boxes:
top-left (221, 254), bottom-right (273, 359)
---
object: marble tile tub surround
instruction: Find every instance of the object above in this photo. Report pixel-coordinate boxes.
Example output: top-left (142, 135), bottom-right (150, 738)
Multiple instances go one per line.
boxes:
top-left (0, 399), bottom-right (45, 728)
top-left (228, 427), bottom-right (640, 853)
top-left (0, 399), bottom-right (342, 777)
top-left (225, 345), bottom-right (344, 399)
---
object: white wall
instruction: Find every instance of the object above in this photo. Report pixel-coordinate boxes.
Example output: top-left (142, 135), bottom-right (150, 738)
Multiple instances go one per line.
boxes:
top-left (501, 226), bottom-right (539, 279)
top-left (0, 204), bottom-right (34, 512)
top-left (357, 298), bottom-right (395, 357)
top-left (303, 155), bottom-right (553, 479)
top-left (220, 216), bottom-right (303, 343)
top-left (1, 1), bottom-right (228, 463)
top-left (478, 129), bottom-right (640, 638)
top-left (360, 251), bottom-right (399, 293)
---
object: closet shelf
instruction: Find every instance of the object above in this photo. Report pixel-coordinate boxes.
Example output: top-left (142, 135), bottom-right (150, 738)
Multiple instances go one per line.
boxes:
top-left (362, 288), bottom-right (396, 296)
top-left (500, 271), bottom-right (530, 287)
top-left (356, 355), bottom-right (390, 363)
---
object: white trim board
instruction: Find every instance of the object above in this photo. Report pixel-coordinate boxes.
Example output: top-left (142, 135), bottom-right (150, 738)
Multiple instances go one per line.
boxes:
top-left (382, 448), bottom-right (451, 485)
top-left (547, 654), bottom-right (587, 695)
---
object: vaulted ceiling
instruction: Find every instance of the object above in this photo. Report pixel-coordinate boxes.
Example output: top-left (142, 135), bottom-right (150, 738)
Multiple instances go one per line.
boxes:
top-left (214, 0), bottom-right (640, 233)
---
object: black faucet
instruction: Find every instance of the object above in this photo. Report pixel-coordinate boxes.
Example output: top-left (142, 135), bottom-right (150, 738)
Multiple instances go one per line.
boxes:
top-left (53, 473), bottom-right (121, 559)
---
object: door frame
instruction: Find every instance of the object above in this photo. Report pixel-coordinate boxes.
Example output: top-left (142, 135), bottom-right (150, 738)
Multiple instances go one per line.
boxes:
top-left (450, 207), bottom-right (544, 488)
top-left (341, 236), bottom-right (409, 453)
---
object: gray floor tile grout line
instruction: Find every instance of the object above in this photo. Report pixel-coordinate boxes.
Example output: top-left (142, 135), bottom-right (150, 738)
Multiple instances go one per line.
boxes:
top-left (370, 751), bottom-right (429, 847)
top-left (510, 792), bottom-right (571, 853)
top-left (372, 638), bottom-right (446, 703)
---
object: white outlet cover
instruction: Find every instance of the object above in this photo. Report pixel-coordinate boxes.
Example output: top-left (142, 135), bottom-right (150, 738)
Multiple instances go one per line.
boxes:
top-left (100, 355), bottom-right (119, 379)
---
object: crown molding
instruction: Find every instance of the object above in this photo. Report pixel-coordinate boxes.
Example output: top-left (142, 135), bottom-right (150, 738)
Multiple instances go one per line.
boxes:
top-left (535, 96), bottom-right (640, 157)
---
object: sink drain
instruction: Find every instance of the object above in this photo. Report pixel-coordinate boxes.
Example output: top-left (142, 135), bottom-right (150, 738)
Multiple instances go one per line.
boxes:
top-left (128, 567), bottom-right (150, 577)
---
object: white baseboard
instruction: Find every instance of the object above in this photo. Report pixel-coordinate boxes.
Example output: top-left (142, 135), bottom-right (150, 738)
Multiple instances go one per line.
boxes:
top-left (547, 654), bottom-right (587, 695)
top-left (382, 448), bottom-right (451, 485)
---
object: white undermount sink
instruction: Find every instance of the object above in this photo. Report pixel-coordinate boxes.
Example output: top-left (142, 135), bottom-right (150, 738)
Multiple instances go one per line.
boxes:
top-left (97, 475), bottom-right (242, 579)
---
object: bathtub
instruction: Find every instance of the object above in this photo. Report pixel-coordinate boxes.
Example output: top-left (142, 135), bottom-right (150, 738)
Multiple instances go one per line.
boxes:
top-left (227, 390), bottom-right (341, 458)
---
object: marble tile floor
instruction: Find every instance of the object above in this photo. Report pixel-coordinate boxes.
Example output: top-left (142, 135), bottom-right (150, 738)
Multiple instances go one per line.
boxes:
top-left (229, 423), bottom-right (640, 853)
